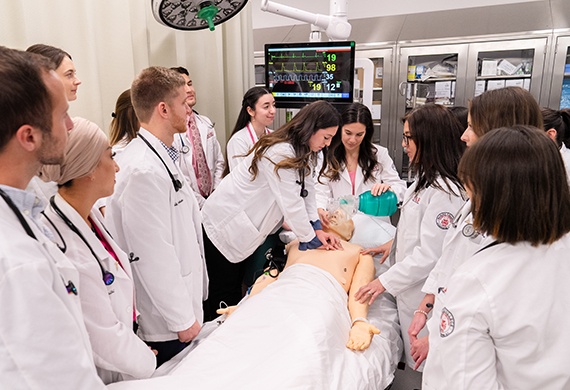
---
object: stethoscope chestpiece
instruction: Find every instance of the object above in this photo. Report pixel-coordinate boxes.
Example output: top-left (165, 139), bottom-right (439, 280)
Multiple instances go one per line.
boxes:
top-left (103, 271), bottom-right (115, 286)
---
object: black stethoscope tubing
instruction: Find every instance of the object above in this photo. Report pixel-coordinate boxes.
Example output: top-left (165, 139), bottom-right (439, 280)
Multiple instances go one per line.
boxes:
top-left (297, 168), bottom-right (308, 198)
top-left (48, 196), bottom-right (115, 286)
top-left (0, 188), bottom-right (78, 294)
top-left (138, 133), bottom-right (182, 192)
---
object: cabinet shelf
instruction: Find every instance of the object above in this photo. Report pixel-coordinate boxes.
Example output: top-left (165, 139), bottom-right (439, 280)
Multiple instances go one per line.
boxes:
top-left (477, 74), bottom-right (531, 80)
top-left (407, 77), bottom-right (456, 83)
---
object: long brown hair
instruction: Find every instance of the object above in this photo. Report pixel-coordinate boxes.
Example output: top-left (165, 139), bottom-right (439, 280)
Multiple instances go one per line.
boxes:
top-left (403, 104), bottom-right (465, 196)
top-left (327, 102), bottom-right (378, 184)
top-left (109, 89), bottom-right (139, 147)
top-left (248, 101), bottom-right (339, 180)
top-left (469, 87), bottom-right (543, 137)
top-left (459, 125), bottom-right (570, 245)
top-left (223, 86), bottom-right (272, 177)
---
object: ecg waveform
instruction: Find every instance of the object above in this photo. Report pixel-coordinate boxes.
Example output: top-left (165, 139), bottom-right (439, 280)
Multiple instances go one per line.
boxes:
top-left (268, 52), bottom-right (321, 61)
top-left (269, 62), bottom-right (326, 72)
top-left (271, 73), bottom-right (327, 82)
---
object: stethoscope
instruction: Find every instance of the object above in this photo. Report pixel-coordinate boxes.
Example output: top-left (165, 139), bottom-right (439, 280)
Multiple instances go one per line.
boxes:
top-left (0, 188), bottom-right (78, 295)
top-left (44, 196), bottom-right (115, 286)
top-left (179, 111), bottom-right (216, 155)
top-left (138, 134), bottom-right (182, 192)
top-left (296, 168), bottom-right (308, 198)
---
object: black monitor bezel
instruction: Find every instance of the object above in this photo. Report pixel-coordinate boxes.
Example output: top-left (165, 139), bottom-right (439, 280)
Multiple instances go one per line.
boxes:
top-left (264, 41), bottom-right (356, 109)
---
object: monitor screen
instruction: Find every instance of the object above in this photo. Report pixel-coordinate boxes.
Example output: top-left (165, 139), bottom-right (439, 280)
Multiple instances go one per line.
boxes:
top-left (265, 41), bottom-right (355, 108)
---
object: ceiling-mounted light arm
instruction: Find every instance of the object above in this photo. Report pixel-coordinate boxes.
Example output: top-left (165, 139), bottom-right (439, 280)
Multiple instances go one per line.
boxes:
top-left (260, 0), bottom-right (351, 41)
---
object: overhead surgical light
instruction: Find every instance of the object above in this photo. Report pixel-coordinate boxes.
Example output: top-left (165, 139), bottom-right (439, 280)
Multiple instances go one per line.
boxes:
top-left (152, 0), bottom-right (248, 31)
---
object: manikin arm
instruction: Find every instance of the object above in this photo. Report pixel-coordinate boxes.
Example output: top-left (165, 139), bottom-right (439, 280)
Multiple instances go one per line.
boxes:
top-left (216, 268), bottom-right (279, 317)
top-left (347, 253), bottom-right (380, 351)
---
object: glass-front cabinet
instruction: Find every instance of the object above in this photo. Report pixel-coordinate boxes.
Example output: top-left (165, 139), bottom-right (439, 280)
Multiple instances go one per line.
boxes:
top-left (395, 44), bottom-right (469, 181)
top-left (548, 36), bottom-right (570, 109)
top-left (465, 38), bottom-right (548, 102)
top-left (354, 47), bottom-right (395, 150)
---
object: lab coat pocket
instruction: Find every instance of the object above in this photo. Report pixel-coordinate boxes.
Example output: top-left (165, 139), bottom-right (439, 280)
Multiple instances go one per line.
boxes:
top-left (222, 210), bottom-right (262, 263)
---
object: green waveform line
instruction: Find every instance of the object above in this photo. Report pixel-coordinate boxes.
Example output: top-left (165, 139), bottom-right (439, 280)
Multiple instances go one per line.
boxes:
top-left (277, 62), bottom-right (325, 72)
top-left (269, 52), bottom-right (320, 61)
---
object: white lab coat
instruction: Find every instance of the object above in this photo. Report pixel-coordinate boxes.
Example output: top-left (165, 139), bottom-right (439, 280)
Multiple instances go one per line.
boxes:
top-left (378, 177), bottom-right (464, 370)
top-left (42, 194), bottom-right (156, 384)
top-left (173, 113), bottom-right (225, 208)
top-left (423, 234), bottom-right (570, 389)
top-left (422, 199), bottom-right (494, 296)
top-left (106, 128), bottom-right (208, 342)
top-left (226, 123), bottom-right (272, 172)
top-left (560, 143), bottom-right (570, 183)
top-left (315, 144), bottom-right (407, 223)
top-left (0, 191), bottom-right (104, 389)
top-left (202, 142), bottom-right (318, 263)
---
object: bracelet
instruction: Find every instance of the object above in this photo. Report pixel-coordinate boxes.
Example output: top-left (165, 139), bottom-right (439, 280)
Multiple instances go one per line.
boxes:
top-left (414, 309), bottom-right (429, 319)
top-left (351, 317), bottom-right (370, 327)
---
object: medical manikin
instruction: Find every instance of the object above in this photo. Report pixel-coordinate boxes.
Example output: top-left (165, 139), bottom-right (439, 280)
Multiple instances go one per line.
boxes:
top-left (218, 209), bottom-right (380, 351)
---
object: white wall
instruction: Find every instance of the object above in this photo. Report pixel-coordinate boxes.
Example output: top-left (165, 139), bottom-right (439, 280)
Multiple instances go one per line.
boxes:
top-left (0, 0), bottom-right (254, 147)
top-left (251, 0), bottom-right (544, 29)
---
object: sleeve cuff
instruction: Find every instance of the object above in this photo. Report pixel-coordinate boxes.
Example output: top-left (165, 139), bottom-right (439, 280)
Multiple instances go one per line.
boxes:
top-left (299, 235), bottom-right (322, 251)
top-left (310, 219), bottom-right (322, 231)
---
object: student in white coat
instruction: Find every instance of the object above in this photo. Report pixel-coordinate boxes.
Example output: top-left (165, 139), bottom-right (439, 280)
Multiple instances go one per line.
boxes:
top-left (223, 86), bottom-right (275, 175)
top-left (202, 100), bottom-right (343, 265)
top-left (25, 44), bottom-right (82, 206)
top-left (354, 104), bottom-right (465, 378)
top-left (423, 126), bottom-right (570, 389)
top-left (316, 102), bottom-right (406, 227)
top-left (170, 67), bottom-right (224, 209)
top-left (408, 87), bottom-right (544, 371)
top-left (0, 47), bottom-right (104, 389)
top-left (542, 107), bottom-right (570, 181)
top-left (106, 67), bottom-right (207, 367)
top-left (201, 87), bottom-right (277, 320)
top-left (40, 117), bottom-right (156, 384)
top-left (95, 89), bottom-right (139, 216)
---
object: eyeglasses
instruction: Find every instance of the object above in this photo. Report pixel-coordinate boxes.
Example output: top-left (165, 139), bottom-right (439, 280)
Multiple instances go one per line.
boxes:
top-left (402, 133), bottom-right (412, 146)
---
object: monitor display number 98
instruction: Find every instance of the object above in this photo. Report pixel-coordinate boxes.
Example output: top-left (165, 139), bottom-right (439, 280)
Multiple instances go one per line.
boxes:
top-left (265, 41), bottom-right (356, 108)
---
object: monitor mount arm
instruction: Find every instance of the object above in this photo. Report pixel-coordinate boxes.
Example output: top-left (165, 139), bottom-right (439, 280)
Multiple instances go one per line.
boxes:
top-left (260, 0), bottom-right (352, 42)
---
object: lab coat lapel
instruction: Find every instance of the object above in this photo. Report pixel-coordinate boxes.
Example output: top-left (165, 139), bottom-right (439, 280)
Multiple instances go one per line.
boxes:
top-left (196, 115), bottom-right (208, 151)
top-left (90, 208), bottom-right (134, 280)
top-left (138, 128), bottom-right (185, 186)
top-left (354, 167), bottom-right (365, 196)
top-left (340, 166), bottom-right (352, 189)
top-left (53, 194), bottom-right (112, 265)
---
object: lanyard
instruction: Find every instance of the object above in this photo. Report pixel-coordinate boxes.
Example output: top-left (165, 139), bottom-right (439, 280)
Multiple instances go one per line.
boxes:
top-left (246, 123), bottom-right (269, 144)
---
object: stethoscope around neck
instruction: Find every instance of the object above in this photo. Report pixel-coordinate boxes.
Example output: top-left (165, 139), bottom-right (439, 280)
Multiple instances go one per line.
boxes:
top-left (296, 168), bottom-right (308, 198)
top-left (0, 188), bottom-right (78, 294)
top-left (43, 196), bottom-right (115, 286)
top-left (178, 111), bottom-right (215, 155)
top-left (138, 133), bottom-right (182, 192)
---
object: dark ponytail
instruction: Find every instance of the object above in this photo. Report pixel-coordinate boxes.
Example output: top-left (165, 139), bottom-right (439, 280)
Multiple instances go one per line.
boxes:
top-left (223, 86), bottom-right (272, 177)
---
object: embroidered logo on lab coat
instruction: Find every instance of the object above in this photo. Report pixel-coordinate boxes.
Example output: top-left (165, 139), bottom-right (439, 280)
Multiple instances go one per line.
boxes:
top-left (440, 307), bottom-right (455, 337)
top-left (436, 212), bottom-right (454, 230)
top-left (413, 196), bottom-right (421, 204)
